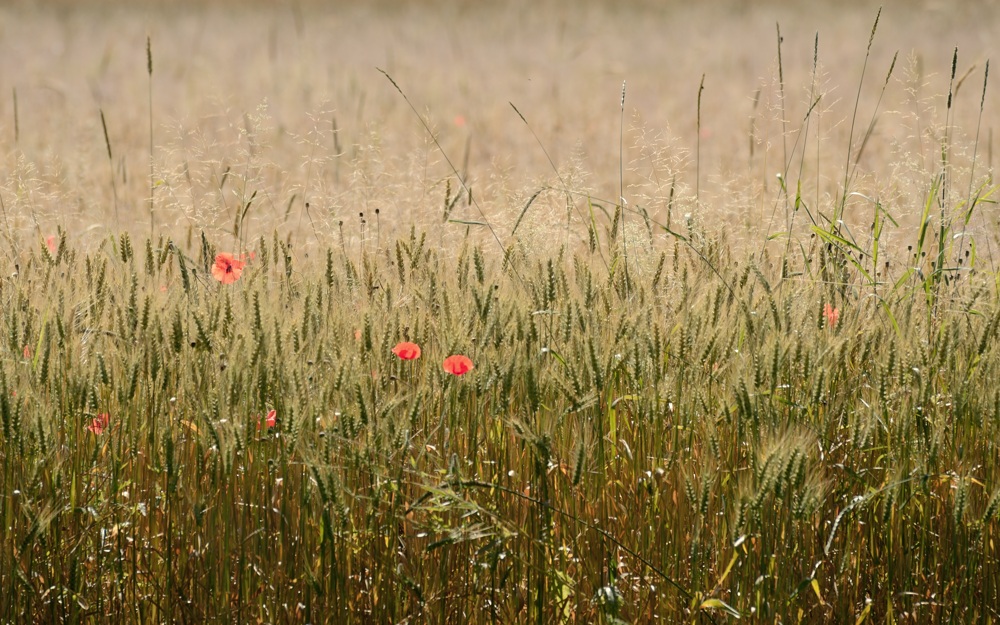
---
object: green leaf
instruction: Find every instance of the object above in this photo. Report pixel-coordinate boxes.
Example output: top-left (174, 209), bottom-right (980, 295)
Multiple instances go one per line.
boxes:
top-left (811, 578), bottom-right (825, 605)
top-left (699, 598), bottom-right (741, 618)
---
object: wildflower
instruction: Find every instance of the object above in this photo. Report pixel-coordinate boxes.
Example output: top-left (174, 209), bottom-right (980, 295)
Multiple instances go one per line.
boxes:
top-left (22, 345), bottom-right (31, 360)
top-left (443, 354), bottom-right (474, 376)
top-left (87, 413), bottom-right (110, 435)
top-left (453, 114), bottom-right (467, 127)
top-left (257, 409), bottom-right (277, 431)
top-left (45, 235), bottom-right (57, 254)
top-left (392, 342), bottom-right (421, 360)
top-left (823, 303), bottom-right (840, 328)
top-left (211, 253), bottom-right (246, 284)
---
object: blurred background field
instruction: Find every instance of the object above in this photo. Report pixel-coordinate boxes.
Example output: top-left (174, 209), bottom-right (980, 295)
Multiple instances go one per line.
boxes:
top-left (2, 0), bottom-right (1000, 256)
top-left (3, 2), bottom-right (1000, 623)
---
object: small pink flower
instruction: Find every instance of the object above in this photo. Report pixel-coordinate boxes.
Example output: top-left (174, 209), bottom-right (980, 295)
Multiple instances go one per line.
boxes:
top-left (824, 303), bottom-right (840, 328)
top-left (45, 235), bottom-right (57, 254)
top-left (211, 253), bottom-right (246, 284)
top-left (392, 342), bottom-right (421, 360)
top-left (257, 409), bottom-right (277, 431)
top-left (443, 354), bottom-right (474, 376)
top-left (87, 413), bottom-right (110, 435)
top-left (22, 345), bottom-right (31, 360)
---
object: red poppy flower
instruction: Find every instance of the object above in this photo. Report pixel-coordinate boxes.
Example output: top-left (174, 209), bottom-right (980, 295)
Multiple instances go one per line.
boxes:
top-left (211, 253), bottom-right (246, 284)
top-left (257, 409), bottom-right (277, 431)
top-left (823, 303), bottom-right (840, 328)
top-left (443, 354), bottom-right (474, 376)
top-left (392, 342), bottom-right (421, 360)
top-left (87, 413), bottom-right (110, 435)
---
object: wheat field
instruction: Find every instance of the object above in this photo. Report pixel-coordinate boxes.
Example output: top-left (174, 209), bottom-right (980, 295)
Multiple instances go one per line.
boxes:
top-left (2, 1), bottom-right (1000, 623)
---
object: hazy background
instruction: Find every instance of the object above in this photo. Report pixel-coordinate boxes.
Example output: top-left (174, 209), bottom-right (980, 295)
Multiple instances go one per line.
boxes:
top-left (2, 0), bottom-right (998, 255)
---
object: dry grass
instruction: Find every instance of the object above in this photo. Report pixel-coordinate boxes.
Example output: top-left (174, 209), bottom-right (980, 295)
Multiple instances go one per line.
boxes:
top-left (2, 1), bottom-right (1000, 623)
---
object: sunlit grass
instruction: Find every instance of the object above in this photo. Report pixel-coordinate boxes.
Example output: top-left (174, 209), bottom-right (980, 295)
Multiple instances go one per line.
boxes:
top-left (3, 3), bottom-right (1000, 623)
top-left (1, 209), bottom-right (999, 622)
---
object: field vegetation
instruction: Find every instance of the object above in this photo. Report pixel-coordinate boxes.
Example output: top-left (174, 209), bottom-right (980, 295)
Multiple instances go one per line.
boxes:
top-left (2, 1), bottom-right (1000, 622)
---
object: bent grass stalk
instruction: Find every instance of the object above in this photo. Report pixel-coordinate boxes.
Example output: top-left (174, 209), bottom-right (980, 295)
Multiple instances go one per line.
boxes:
top-left (147, 36), bottom-right (155, 240)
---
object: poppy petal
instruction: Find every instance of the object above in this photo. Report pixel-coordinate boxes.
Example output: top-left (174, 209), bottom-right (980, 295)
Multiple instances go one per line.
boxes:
top-left (88, 412), bottom-right (110, 435)
top-left (443, 354), bottom-right (474, 376)
top-left (392, 342), bottom-right (421, 360)
top-left (823, 303), bottom-right (840, 328)
top-left (212, 253), bottom-right (246, 284)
